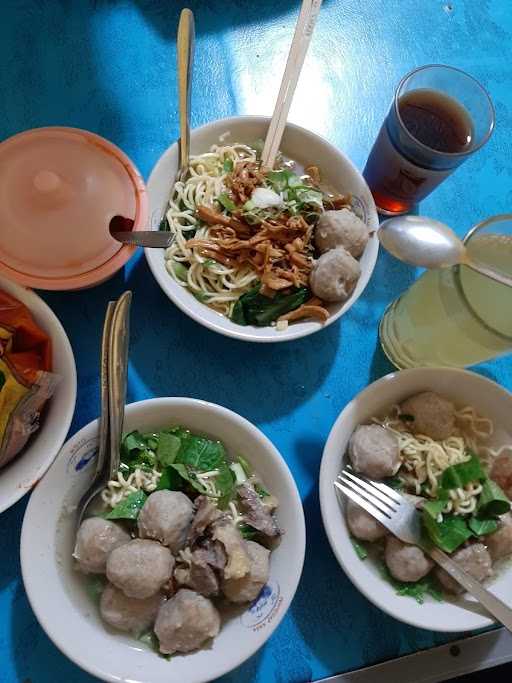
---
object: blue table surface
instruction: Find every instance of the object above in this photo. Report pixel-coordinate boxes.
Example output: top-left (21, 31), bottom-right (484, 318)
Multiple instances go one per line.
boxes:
top-left (1, 1), bottom-right (512, 682)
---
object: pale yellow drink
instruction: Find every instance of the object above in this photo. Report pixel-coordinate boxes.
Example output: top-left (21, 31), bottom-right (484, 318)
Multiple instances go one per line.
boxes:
top-left (380, 217), bottom-right (512, 368)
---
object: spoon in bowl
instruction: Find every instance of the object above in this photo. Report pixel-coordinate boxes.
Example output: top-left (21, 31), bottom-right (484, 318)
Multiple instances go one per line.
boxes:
top-left (76, 291), bottom-right (132, 528)
top-left (109, 215), bottom-right (175, 248)
top-left (378, 214), bottom-right (512, 288)
top-left (108, 10), bottom-right (195, 249)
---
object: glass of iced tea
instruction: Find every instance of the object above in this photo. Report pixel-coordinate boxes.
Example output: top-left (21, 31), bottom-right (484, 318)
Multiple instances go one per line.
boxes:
top-left (379, 214), bottom-right (512, 368)
top-left (364, 65), bottom-right (495, 215)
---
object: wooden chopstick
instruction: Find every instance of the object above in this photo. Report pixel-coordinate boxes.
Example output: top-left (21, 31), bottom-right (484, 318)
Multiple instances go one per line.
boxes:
top-left (261, 0), bottom-right (323, 169)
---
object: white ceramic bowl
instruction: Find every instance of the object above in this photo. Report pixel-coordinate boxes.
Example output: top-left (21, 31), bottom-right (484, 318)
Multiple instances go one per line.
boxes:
top-left (21, 398), bottom-right (306, 683)
top-left (319, 368), bottom-right (512, 632)
top-left (0, 275), bottom-right (76, 513)
top-left (145, 116), bottom-right (379, 343)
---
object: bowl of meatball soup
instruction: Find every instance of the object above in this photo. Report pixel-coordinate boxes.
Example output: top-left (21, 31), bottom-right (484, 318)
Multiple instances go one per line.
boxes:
top-left (319, 367), bottom-right (512, 632)
top-left (21, 398), bottom-right (305, 683)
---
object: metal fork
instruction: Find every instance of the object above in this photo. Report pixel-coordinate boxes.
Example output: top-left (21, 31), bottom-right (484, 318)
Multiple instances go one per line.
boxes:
top-left (335, 468), bottom-right (512, 631)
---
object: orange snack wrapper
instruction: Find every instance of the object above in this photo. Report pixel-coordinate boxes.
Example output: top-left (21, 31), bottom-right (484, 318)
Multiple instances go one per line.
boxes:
top-left (0, 289), bottom-right (60, 469)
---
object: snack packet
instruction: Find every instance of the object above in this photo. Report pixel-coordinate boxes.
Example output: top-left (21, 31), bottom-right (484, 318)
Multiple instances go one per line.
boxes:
top-left (0, 289), bottom-right (60, 469)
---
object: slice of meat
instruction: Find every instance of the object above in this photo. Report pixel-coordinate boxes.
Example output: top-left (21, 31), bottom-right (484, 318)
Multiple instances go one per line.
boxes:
top-left (196, 205), bottom-right (248, 234)
top-left (211, 518), bottom-right (251, 580)
top-left (237, 484), bottom-right (281, 538)
top-left (277, 304), bottom-right (329, 323)
top-left (187, 496), bottom-right (221, 544)
top-left (174, 550), bottom-right (220, 597)
top-left (194, 541), bottom-right (227, 572)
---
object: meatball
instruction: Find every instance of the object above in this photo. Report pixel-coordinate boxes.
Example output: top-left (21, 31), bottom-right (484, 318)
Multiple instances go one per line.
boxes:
top-left (385, 537), bottom-right (434, 583)
top-left (106, 539), bottom-right (174, 599)
top-left (346, 499), bottom-right (387, 541)
top-left (100, 583), bottom-right (163, 635)
top-left (315, 208), bottom-right (369, 257)
top-left (154, 588), bottom-right (220, 654)
top-left (490, 454), bottom-right (512, 500)
top-left (222, 541), bottom-right (270, 603)
top-left (138, 490), bottom-right (194, 553)
top-left (436, 543), bottom-right (493, 594)
top-left (310, 247), bottom-right (361, 303)
top-left (348, 424), bottom-right (401, 479)
top-left (73, 517), bottom-right (130, 574)
top-left (485, 513), bottom-right (512, 562)
top-left (400, 392), bottom-right (456, 441)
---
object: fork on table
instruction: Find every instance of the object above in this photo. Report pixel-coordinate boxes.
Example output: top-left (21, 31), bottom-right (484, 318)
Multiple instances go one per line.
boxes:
top-left (335, 468), bottom-right (512, 631)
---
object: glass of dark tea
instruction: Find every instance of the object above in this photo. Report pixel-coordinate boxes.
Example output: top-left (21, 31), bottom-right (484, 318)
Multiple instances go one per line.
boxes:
top-left (363, 64), bottom-right (495, 215)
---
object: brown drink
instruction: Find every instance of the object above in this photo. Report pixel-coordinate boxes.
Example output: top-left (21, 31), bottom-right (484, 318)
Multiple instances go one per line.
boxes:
top-left (363, 66), bottom-right (494, 215)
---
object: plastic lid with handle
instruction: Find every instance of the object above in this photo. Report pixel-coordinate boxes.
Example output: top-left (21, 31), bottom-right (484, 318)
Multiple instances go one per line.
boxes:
top-left (0, 127), bottom-right (148, 290)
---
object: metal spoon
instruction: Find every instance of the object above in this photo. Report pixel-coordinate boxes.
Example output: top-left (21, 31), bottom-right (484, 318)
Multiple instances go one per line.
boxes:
top-left (76, 292), bottom-right (132, 528)
top-left (109, 216), bottom-right (175, 249)
top-left (108, 10), bottom-right (195, 249)
top-left (378, 214), bottom-right (512, 288)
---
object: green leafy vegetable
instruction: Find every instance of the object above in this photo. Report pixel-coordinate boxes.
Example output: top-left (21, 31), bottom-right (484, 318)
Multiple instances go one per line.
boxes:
top-left (295, 187), bottom-right (323, 208)
top-left (230, 462), bottom-right (247, 486)
top-left (478, 479), bottom-right (511, 517)
top-left (216, 466), bottom-right (236, 510)
top-left (422, 511), bottom-right (473, 553)
top-left (238, 455), bottom-right (252, 477)
top-left (192, 291), bottom-right (210, 303)
top-left (252, 138), bottom-right (265, 158)
top-left (239, 524), bottom-right (258, 540)
top-left (231, 283), bottom-right (310, 327)
top-left (122, 431), bottom-right (147, 457)
top-left (440, 453), bottom-right (487, 491)
top-left (120, 431), bottom-right (156, 472)
top-left (156, 466), bottom-right (185, 491)
top-left (159, 215), bottom-right (170, 232)
top-left (231, 299), bottom-right (247, 325)
top-left (218, 192), bottom-right (237, 212)
top-left (85, 575), bottom-right (107, 604)
top-left (170, 433), bottom-right (235, 506)
top-left (422, 499), bottom-right (447, 520)
top-left (223, 158), bottom-right (234, 172)
top-left (170, 260), bottom-right (188, 281)
top-left (157, 432), bottom-right (181, 466)
top-left (379, 562), bottom-right (443, 604)
top-left (266, 169), bottom-right (297, 192)
top-left (351, 537), bottom-right (368, 560)
top-left (468, 517), bottom-right (499, 536)
top-left (265, 169), bottom-right (323, 211)
top-left (254, 483), bottom-right (270, 498)
top-left (139, 631), bottom-right (171, 660)
top-left (169, 462), bottom-right (208, 495)
top-left (106, 490), bottom-right (147, 520)
top-left (176, 435), bottom-right (227, 470)
top-left (382, 477), bottom-right (404, 491)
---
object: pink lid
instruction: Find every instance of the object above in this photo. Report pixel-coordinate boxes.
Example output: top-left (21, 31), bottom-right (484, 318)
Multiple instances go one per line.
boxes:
top-left (0, 127), bottom-right (147, 288)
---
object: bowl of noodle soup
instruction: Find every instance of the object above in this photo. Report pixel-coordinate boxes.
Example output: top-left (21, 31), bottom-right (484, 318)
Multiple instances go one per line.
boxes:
top-left (319, 367), bottom-right (512, 632)
top-left (145, 116), bottom-right (379, 342)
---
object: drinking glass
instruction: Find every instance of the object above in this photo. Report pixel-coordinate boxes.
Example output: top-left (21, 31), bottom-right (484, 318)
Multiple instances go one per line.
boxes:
top-left (363, 65), bottom-right (495, 215)
top-left (379, 214), bottom-right (512, 368)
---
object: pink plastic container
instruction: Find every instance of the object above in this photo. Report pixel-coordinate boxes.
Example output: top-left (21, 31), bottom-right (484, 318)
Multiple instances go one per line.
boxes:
top-left (0, 127), bottom-right (148, 290)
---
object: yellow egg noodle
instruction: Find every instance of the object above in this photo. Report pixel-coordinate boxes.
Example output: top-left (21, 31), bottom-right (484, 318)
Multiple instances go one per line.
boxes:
top-left (164, 144), bottom-right (259, 316)
top-left (374, 406), bottom-right (512, 518)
